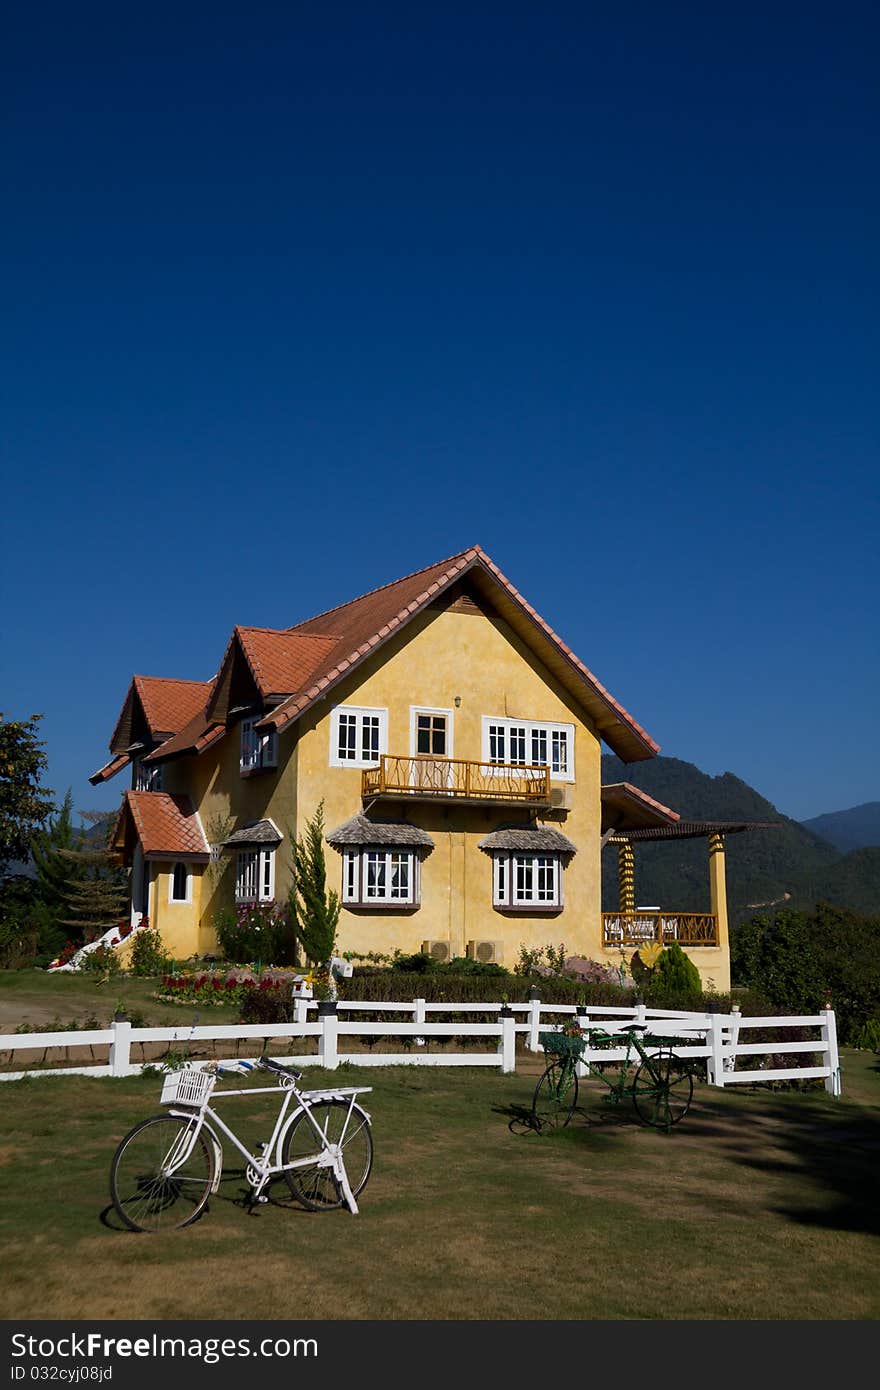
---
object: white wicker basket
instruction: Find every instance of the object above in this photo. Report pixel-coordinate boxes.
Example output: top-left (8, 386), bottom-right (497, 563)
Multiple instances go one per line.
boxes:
top-left (160, 1069), bottom-right (216, 1108)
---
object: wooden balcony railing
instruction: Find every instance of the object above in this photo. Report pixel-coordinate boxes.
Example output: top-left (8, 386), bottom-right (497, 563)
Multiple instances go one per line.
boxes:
top-left (362, 755), bottom-right (551, 805)
top-left (603, 912), bottom-right (719, 948)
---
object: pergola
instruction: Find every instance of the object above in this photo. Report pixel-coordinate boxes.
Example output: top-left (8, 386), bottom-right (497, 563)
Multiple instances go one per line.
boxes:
top-left (600, 783), bottom-right (780, 950)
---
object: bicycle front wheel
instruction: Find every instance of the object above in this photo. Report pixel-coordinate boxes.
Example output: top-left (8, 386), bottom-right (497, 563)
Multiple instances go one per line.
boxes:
top-left (110, 1114), bottom-right (215, 1233)
top-left (282, 1100), bottom-right (373, 1210)
top-left (632, 1052), bottom-right (693, 1129)
top-left (532, 1060), bottom-right (578, 1130)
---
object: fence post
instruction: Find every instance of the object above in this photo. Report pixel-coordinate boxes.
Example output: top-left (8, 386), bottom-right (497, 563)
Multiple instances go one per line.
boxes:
top-left (528, 989), bottom-right (542, 1052)
top-left (109, 1020), bottom-right (132, 1077)
top-left (821, 1005), bottom-right (841, 1097)
top-left (724, 1003), bottom-right (741, 1073)
top-left (707, 1010), bottom-right (725, 1087)
top-left (499, 1005), bottom-right (516, 1074)
top-left (575, 1005), bottom-right (589, 1078)
top-left (318, 1002), bottom-right (339, 1070)
top-left (414, 996), bottom-right (426, 1047)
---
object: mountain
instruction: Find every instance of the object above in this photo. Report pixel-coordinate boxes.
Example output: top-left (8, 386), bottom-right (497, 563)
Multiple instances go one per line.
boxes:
top-left (801, 802), bottom-right (880, 854)
top-left (599, 755), bottom-right (874, 925)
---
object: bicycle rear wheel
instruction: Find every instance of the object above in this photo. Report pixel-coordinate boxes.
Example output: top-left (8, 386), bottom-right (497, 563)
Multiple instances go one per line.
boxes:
top-left (282, 1099), bottom-right (373, 1210)
top-left (632, 1051), bottom-right (693, 1130)
top-left (110, 1114), bottom-right (215, 1232)
top-left (532, 1060), bottom-right (578, 1130)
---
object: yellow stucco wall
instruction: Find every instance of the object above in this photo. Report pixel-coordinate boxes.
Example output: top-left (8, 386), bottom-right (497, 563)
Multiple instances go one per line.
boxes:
top-left (135, 597), bottom-right (730, 990)
top-left (292, 603), bottom-right (603, 967)
top-left (146, 862), bottom-right (210, 960)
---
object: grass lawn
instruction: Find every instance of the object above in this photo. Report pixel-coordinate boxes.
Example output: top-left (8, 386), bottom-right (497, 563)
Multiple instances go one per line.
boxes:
top-left (0, 968), bottom-right (242, 1033)
top-left (0, 1050), bottom-right (878, 1321)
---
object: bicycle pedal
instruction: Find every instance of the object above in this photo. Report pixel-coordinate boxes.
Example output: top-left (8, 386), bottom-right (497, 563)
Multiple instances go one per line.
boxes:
top-left (257, 1194), bottom-right (269, 1204)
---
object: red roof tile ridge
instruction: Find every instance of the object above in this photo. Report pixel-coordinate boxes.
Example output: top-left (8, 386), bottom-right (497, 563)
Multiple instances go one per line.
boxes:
top-left (286, 546), bottom-right (479, 632)
top-left (602, 782), bottom-right (680, 821)
top-left (132, 675), bottom-right (209, 688)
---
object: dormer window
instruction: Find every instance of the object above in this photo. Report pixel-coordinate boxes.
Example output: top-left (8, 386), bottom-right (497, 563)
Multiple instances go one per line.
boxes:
top-left (134, 759), bottom-right (163, 792)
top-left (240, 718), bottom-right (278, 774)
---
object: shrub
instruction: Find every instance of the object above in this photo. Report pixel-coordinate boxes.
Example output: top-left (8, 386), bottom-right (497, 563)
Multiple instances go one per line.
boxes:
top-left (79, 944), bottom-right (122, 979)
top-left (129, 922), bottom-right (172, 977)
top-left (238, 981), bottom-right (297, 1024)
top-left (731, 904), bottom-right (880, 1044)
top-left (642, 942), bottom-right (703, 1006)
top-left (215, 902), bottom-right (298, 966)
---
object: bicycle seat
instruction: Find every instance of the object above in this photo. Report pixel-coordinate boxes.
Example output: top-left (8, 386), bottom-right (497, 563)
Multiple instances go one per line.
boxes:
top-left (618, 1024), bottom-right (647, 1035)
top-left (258, 1055), bottom-right (304, 1080)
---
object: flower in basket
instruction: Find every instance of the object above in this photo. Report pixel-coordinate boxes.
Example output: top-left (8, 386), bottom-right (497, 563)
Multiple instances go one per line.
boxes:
top-left (561, 1020), bottom-right (583, 1037)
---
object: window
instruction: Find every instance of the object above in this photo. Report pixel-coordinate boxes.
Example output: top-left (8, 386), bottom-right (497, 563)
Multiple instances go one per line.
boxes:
top-left (482, 717), bottom-right (574, 781)
top-left (240, 718), bottom-right (278, 774)
top-left (341, 848), bottom-right (419, 907)
top-left (492, 852), bottom-right (563, 910)
top-left (330, 706), bottom-right (388, 768)
top-left (134, 759), bottom-right (163, 792)
top-left (169, 862), bottom-right (190, 904)
top-left (235, 847), bottom-right (275, 902)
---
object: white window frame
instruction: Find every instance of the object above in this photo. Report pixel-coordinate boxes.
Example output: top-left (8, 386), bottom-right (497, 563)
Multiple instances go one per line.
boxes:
top-left (341, 848), bottom-right (420, 907)
top-left (240, 718), bottom-right (278, 774)
top-left (134, 759), bottom-right (164, 792)
top-left (492, 852), bottom-right (564, 910)
top-left (329, 705), bottom-right (388, 769)
top-left (481, 716), bottom-right (575, 782)
top-left (168, 861), bottom-right (192, 905)
top-left (235, 847), bottom-right (275, 903)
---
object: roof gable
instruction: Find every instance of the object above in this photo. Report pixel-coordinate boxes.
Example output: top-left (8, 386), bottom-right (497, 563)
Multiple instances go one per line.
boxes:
top-left (109, 676), bottom-right (211, 756)
top-left (258, 546), bottom-right (659, 762)
top-left (111, 791), bottom-right (210, 861)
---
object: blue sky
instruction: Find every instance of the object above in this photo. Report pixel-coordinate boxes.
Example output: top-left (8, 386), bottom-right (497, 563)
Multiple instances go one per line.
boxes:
top-left (2, 2), bottom-right (877, 824)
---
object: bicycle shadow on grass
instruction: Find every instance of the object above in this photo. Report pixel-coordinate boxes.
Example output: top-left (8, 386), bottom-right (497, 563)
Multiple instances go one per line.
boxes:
top-left (100, 1167), bottom-right (311, 1232)
top-left (497, 1101), bottom-right (635, 1138)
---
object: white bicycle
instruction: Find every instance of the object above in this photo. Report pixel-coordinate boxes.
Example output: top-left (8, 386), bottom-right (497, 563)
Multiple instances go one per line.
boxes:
top-left (109, 1056), bottom-right (373, 1233)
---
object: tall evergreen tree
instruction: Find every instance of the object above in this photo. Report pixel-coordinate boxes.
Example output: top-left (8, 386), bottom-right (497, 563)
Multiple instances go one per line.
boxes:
top-left (58, 810), bottom-right (129, 944)
top-left (289, 803), bottom-right (340, 966)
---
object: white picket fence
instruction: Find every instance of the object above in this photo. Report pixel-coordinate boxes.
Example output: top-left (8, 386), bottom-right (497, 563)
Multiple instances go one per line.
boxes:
top-left (0, 997), bottom-right (841, 1094)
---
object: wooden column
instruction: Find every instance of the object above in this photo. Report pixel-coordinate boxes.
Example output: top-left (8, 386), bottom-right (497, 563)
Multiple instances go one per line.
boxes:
top-left (618, 840), bottom-right (635, 913)
top-left (707, 832), bottom-right (730, 988)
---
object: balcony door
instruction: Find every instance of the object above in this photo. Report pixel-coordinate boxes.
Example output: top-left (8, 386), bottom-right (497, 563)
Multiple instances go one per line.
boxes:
top-left (410, 707), bottom-right (454, 790)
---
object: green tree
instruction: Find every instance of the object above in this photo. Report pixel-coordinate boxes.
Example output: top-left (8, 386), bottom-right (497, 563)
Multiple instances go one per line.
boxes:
top-left (58, 810), bottom-right (129, 944)
top-left (288, 803), bottom-right (339, 966)
top-left (0, 713), bottom-right (54, 874)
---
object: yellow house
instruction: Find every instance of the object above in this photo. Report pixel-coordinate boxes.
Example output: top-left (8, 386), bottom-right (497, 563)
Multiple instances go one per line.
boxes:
top-left (92, 546), bottom-right (741, 988)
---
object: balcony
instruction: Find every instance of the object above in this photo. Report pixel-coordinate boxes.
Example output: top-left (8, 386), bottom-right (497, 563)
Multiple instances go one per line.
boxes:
top-left (362, 755), bottom-right (551, 806)
top-left (603, 911), bottom-right (719, 948)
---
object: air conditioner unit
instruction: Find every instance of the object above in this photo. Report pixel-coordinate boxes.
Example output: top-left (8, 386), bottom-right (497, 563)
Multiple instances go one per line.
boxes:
top-left (466, 940), bottom-right (505, 965)
top-left (422, 939), bottom-right (452, 963)
top-left (549, 785), bottom-right (573, 810)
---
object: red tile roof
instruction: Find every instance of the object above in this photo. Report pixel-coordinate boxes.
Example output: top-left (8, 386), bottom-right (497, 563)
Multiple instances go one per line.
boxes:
top-left (601, 782), bottom-right (680, 832)
top-left (105, 545), bottom-right (660, 767)
top-left (257, 546), bottom-right (659, 761)
top-left (134, 677), bottom-right (209, 737)
top-left (235, 627), bottom-right (340, 699)
top-left (141, 711), bottom-right (226, 764)
top-left (114, 791), bottom-right (210, 860)
top-left (89, 753), bottom-right (131, 786)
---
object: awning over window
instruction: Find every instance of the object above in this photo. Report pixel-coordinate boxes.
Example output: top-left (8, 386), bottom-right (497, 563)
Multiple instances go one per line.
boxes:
top-left (478, 825), bottom-right (577, 855)
top-left (222, 819), bottom-right (283, 847)
top-left (326, 814), bottom-right (434, 849)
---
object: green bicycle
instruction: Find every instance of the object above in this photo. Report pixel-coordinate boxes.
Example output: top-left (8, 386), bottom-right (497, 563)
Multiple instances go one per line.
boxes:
top-left (532, 1022), bottom-right (694, 1132)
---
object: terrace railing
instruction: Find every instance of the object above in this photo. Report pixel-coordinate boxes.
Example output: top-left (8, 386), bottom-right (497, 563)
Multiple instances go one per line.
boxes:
top-left (603, 911), bottom-right (719, 947)
top-left (362, 755), bottom-right (550, 805)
